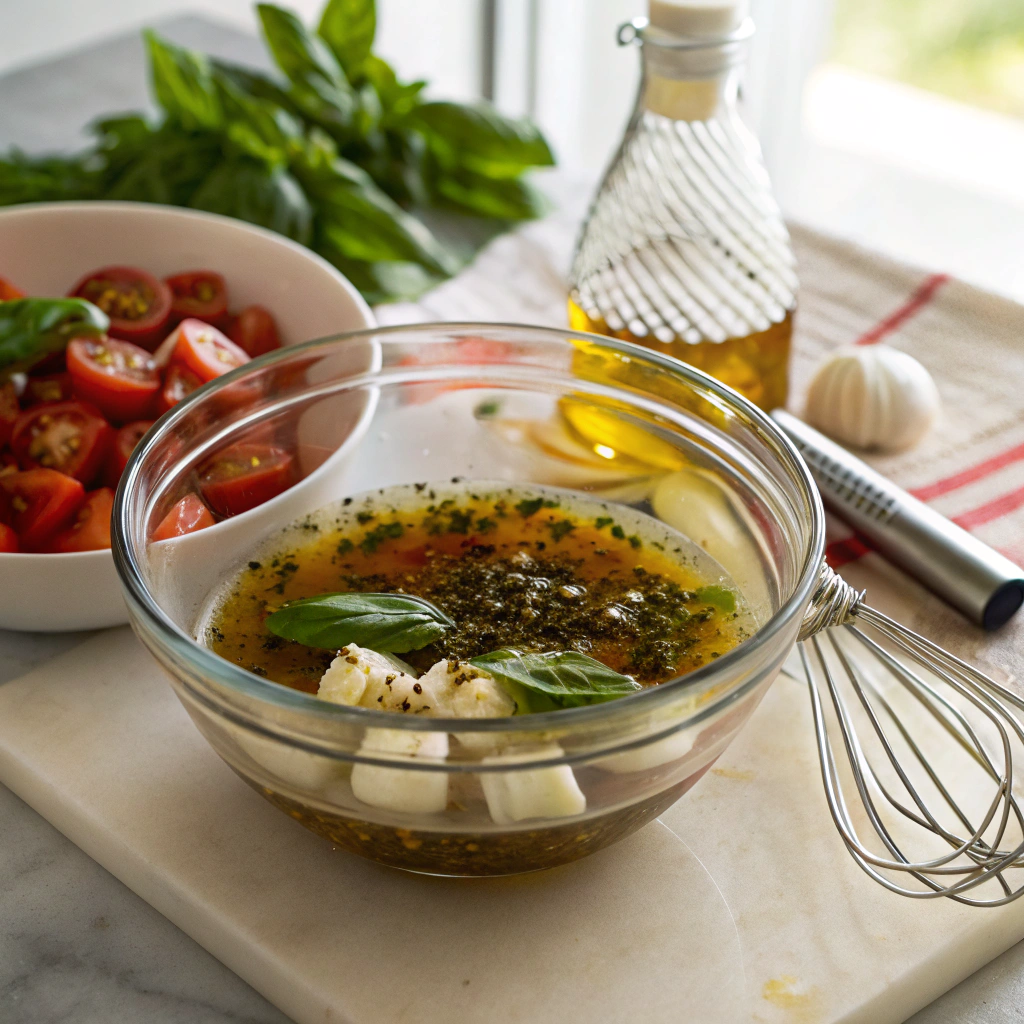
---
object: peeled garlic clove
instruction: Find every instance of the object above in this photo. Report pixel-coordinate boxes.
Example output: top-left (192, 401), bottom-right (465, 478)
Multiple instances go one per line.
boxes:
top-left (805, 344), bottom-right (940, 452)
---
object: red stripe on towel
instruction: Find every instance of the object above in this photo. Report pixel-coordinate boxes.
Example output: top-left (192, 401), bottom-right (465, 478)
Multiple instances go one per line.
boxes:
top-left (854, 273), bottom-right (949, 346)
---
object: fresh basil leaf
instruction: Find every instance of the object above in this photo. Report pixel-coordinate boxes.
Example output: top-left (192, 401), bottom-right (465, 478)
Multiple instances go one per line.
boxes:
top-left (211, 60), bottom-right (303, 118)
top-left (431, 170), bottom-right (549, 221)
top-left (316, 247), bottom-right (441, 304)
top-left (409, 101), bottom-right (555, 177)
top-left (266, 591), bottom-right (454, 653)
top-left (0, 150), bottom-right (100, 206)
top-left (317, 187), bottom-right (456, 273)
top-left (469, 649), bottom-right (641, 713)
top-left (0, 298), bottom-right (108, 374)
top-left (189, 159), bottom-right (313, 245)
top-left (215, 75), bottom-right (303, 165)
top-left (694, 586), bottom-right (736, 613)
top-left (258, 4), bottom-right (355, 103)
top-left (317, 0), bottom-right (376, 79)
top-left (144, 31), bottom-right (222, 131)
top-left (295, 143), bottom-right (456, 273)
top-left (105, 131), bottom-right (222, 206)
top-left (362, 56), bottom-right (425, 117)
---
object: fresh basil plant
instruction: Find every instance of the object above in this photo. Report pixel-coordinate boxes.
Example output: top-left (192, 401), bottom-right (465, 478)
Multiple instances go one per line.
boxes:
top-left (0, 0), bottom-right (555, 304)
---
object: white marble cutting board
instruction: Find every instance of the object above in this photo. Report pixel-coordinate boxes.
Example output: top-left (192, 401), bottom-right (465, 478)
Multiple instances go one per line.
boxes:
top-left (0, 581), bottom-right (1022, 1024)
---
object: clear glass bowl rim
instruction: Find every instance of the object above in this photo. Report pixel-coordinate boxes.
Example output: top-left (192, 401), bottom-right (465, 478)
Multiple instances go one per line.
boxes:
top-left (112, 321), bottom-right (825, 736)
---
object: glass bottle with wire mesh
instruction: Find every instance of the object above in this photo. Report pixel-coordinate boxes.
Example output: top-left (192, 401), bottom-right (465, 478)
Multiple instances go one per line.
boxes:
top-left (568, 8), bottom-right (797, 412)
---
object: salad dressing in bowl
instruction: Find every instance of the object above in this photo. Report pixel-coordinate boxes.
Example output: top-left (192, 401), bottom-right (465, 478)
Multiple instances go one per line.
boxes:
top-left (200, 481), bottom-right (756, 691)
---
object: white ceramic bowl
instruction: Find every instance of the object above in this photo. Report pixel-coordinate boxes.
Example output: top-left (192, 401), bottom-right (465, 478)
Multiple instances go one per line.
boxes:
top-left (0, 201), bottom-right (375, 633)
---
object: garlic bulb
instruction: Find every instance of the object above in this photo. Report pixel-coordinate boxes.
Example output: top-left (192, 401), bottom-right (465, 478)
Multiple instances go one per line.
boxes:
top-left (804, 344), bottom-right (940, 452)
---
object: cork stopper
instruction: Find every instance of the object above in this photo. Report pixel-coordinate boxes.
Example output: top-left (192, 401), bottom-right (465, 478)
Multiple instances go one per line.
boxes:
top-left (643, 0), bottom-right (749, 121)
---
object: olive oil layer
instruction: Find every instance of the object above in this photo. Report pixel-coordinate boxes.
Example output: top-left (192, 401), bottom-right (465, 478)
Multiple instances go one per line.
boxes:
top-left (207, 491), bottom-right (747, 692)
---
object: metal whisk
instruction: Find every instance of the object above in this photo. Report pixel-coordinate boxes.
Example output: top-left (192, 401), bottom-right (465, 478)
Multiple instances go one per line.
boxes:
top-left (787, 533), bottom-right (1024, 908)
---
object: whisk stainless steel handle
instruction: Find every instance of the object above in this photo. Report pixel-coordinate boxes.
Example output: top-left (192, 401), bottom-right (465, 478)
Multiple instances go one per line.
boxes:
top-left (772, 409), bottom-right (1024, 630)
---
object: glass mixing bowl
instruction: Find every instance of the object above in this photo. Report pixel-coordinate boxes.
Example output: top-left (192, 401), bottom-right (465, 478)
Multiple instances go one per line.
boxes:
top-left (112, 323), bottom-right (824, 876)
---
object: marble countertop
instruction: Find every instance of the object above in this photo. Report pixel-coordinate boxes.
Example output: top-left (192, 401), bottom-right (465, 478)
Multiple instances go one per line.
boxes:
top-left (2, 16), bottom-right (1024, 1024)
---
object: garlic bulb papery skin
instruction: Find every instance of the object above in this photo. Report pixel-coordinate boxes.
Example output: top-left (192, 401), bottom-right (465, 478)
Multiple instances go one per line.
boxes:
top-left (804, 344), bottom-right (941, 453)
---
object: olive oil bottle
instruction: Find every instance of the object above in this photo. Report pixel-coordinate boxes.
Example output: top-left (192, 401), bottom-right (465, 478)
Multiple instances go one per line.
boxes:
top-left (568, 0), bottom-right (797, 411)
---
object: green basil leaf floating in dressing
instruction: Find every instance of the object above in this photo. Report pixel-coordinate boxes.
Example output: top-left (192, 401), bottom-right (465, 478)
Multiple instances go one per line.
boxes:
top-left (0, 298), bottom-right (109, 374)
top-left (694, 586), bottom-right (736, 614)
top-left (469, 649), bottom-right (642, 714)
top-left (265, 591), bottom-right (454, 653)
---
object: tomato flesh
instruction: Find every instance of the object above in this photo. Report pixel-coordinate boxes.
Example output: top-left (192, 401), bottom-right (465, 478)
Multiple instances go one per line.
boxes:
top-left (105, 420), bottom-right (153, 487)
top-left (0, 381), bottom-right (18, 446)
top-left (1, 469), bottom-right (85, 550)
top-left (152, 493), bottom-right (216, 541)
top-left (166, 271), bottom-right (229, 326)
top-left (70, 265), bottom-right (173, 349)
top-left (48, 487), bottom-right (114, 552)
top-left (23, 372), bottom-right (74, 406)
top-left (67, 336), bottom-right (160, 422)
top-left (157, 363), bottom-right (203, 414)
top-left (199, 443), bottom-right (294, 518)
top-left (167, 318), bottom-right (250, 383)
top-left (227, 305), bottom-right (282, 358)
top-left (0, 522), bottom-right (18, 552)
top-left (11, 400), bottom-right (114, 484)
top-left (0, 276), bottom-right (25, 301)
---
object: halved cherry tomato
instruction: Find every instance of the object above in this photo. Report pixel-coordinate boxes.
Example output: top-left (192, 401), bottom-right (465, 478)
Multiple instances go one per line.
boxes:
top-left (105, 420), bottom-right (154, 487)
top-left (0, 469), bottom-right (85, 550)
top-left (165, 271), bottom-right (229, 326)
top-left (152, 493), bottom-right (216, 541)
top-left (48, 487), bottom-right (113, 552)
top-left (69, 266), bottom-right (173, 350)
top-left (0, 522), bottom-right (18, 553)
top-left (67, 336), bottom-right (160, 422)
top-left (0, 276), bottom-right (25, 301)
top-left (157, 363), bottom-right (203, 414)
top-left (199, 443), bottom-right (295, 518)
top-left (11, 400), bottom-right (113, 484)
top-left (0, 381), bottom-right (18, 446)
top-left (22, 372), bottom-right (74, 406)
top-left (226, 305), bottom-right (282, 358)
top-left (166, 318), bottom-right (250, 383)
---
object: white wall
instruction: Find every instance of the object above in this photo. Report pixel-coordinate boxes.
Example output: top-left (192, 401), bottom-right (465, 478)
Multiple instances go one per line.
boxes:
top-left (0, 0), bottom-right (484, 101)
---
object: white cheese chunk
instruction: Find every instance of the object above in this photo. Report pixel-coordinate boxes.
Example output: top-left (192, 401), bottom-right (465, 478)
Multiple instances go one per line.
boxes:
top-left (350, 727), bottom-right (450, 814)
top-left (317, 646), bottom-right (515, 719)
top-left (318, 645), bottom-right (414, 708)
top-left (480, 745), bottom-right (586, 825)
top-left (417, 659), bottom-right (517, 719)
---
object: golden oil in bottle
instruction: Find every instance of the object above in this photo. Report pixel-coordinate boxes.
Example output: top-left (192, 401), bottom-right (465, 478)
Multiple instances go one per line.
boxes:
top-left (568, 4), bottom-right (797, 413)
